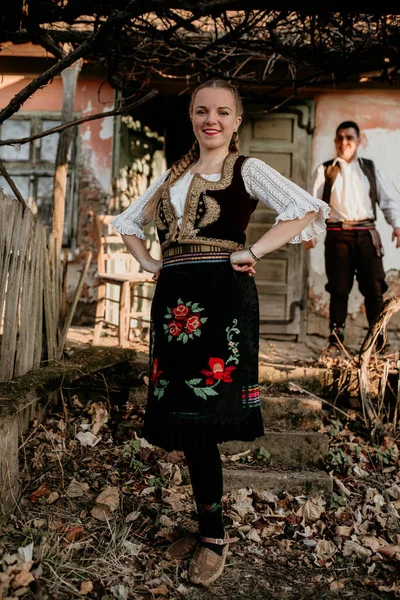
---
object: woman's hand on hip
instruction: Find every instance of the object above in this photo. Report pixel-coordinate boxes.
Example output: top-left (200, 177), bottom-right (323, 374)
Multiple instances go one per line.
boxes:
top-left (230, 250), bottom-right (256, 275)
top-left (140, 257), bottom-right (162, 281)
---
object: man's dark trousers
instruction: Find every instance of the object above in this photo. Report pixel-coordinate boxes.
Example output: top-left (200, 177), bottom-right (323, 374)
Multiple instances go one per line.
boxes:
top-left (325, 228), bottom-right (388, 331)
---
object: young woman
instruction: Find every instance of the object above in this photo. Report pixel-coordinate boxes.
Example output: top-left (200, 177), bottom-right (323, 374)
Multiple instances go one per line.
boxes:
top-left (111, 80), bottom-right (329, 586)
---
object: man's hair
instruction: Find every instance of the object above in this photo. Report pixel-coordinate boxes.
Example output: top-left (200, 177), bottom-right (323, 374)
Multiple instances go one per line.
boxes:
top-left (336, 121), bottom-right (360, 137)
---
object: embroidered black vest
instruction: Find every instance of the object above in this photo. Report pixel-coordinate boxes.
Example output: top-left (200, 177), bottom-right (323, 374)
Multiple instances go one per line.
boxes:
top-left (322, 157), bottom-right (378, 220)
top-left (156, 154), bottom-right (258, 253)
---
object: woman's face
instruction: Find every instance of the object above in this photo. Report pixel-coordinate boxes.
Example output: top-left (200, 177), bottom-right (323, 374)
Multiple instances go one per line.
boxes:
top-left (191, 87), bottom-right (242, 152)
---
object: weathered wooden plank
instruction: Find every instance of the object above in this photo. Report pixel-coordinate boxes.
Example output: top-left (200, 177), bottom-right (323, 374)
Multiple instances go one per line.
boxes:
top-left (14, 216), bottom-right (46, 376)
top-left (0, 198), bottom-right (18, 328)
top-left (33, 226), bottom-right (46, 369)
top-left (0, 204), bottom-right (32, 381)
top-left (14, 210), bottom-right (35, 377)
top-left (43, 236), bottom-right (56, 361)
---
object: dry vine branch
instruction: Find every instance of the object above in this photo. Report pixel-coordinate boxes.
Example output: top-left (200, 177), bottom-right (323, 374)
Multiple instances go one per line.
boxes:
top-left (0, 158), bottom-right (28, 209)
top-left (358, 296), bottom-right (400, 430)
top-left (0, 90), bottom-right (158, 148)
top-left (0, 0), bottom-right (150, 125)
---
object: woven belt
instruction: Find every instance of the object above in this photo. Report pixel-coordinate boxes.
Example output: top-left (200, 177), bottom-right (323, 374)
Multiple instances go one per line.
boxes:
top-left (162, 243), bottom-right (235, 258)
top-left (327, 220), bottom-right (375, 230)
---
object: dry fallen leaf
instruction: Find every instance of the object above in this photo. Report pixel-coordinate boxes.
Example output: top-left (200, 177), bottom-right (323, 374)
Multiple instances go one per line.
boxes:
top-left (47, 491), bottom-right (59, 504)
top-left (12, 569), bottom-right (35, 589)
top-left (377, 544), bottom-right (400, 560)
top-left (76, 431), bottom-right (102, 447)
top-left (29, 483), bottom-right (51, 503)
top-left (66, 479), bottom-right (90, 498)
top-left (247, 528), bottom-right (261, 542)
top-left (91, 505), bottom-right (113, 521)
top-left (343, 540), bottom-right (371, 558)
top-left (162, 489), bottom-right (186, 512)
top-left (150, 584), bottom-right (169, 596)
top-left (296, 495), bottom-right (325, 524)
top-left (65, 526), bottom-right (85, 543)
top-left (329, 578), bottom-right (350, 592)
top-left (231, 500), bottom-right (256, 520)
top-left (88, 402), bottom-right (109, 436)
top-left (315, 539), bottom-right (337, 558)
top-left (95, 487), bottom-right (119, 512)
top-left (17, 543), bottom-right (33, 563)
top-left (336, 525), bottom-right (352, 537)
top-left (80, 581), bottom-right (93, 595)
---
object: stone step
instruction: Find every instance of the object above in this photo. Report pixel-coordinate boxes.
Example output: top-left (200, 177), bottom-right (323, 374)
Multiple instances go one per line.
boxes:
top-left (260, 394), bottom-right (323, 431)
top-left (219, 431), bottom-right (329, 467)
top-left (223, 467), bottom-right (332, 499)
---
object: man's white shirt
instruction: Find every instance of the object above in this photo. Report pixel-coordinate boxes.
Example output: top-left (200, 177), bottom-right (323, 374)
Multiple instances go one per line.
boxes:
top-left (312, 156), bottom-right (400, 228)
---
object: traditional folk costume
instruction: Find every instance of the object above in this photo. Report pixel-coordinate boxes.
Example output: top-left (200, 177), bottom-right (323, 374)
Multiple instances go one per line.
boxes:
top-left (312, 157), bottom-right (400, 344)
top-left (112, 153), bottom-right (328, 450)
top-left (111, 153), bottom-right (328, 576)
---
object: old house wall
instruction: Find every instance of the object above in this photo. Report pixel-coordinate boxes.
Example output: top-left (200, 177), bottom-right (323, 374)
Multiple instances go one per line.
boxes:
top-left (0, 73), bottom-right (115, 318)
top-left (308, 91), bottom-right (400, 344)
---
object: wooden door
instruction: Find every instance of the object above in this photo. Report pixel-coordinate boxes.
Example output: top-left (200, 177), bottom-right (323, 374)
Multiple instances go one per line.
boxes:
top-left (240, 107), bottom-right (312, 340)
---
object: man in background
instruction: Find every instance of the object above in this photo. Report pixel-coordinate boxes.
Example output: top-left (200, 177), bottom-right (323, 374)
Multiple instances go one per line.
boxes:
top-left (306, 121), bottom-right (400, 351)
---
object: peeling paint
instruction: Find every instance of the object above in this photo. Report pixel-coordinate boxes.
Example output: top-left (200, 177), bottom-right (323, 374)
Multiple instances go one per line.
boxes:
top-left (99, 108), bottom-right (114, 140)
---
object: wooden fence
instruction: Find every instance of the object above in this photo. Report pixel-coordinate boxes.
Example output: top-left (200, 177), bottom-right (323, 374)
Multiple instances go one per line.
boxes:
top-left (0, 192), bottom-right (62, 382)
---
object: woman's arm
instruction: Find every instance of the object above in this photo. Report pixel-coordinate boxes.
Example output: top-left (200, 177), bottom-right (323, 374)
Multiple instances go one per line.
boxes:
top-left (122, 235), bottom-right (162, 281)
top-left (230, 211), bottom-right (317, 273)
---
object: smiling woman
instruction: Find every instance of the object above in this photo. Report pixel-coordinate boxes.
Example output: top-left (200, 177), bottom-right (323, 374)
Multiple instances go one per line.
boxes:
top-left (110, 79), bottom-right (329, 585)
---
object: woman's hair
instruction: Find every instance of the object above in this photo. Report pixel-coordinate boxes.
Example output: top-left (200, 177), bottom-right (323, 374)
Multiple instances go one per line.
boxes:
top-left (145, 79), bottom-right (242, 219)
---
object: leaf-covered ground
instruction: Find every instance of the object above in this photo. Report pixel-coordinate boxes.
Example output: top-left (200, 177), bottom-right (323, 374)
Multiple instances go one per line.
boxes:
top-left (1, 373), bottom-right (400, 599)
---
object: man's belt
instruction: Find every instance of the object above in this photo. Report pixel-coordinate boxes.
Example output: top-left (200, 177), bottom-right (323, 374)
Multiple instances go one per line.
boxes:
top-left (326, 220), bottom-right (384, 258)
top-left (327, 219), bottom-right (375, 231)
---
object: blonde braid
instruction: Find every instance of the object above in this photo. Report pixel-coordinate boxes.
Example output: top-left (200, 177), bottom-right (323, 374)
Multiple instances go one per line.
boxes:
top-left (169, 140), bottom-right (200, 185)
top-left (144, 141), bottom-right (200, 219)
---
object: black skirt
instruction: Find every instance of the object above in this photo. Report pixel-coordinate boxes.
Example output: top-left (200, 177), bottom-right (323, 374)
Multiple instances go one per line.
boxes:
top-left (142, 246), bottom-right (264, 451)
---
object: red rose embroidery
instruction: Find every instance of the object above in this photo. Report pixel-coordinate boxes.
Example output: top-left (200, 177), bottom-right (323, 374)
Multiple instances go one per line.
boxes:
top-left (201, 358), bottom-right (236, 385)
top-left (168, 320), bottom-right (183, 337)
top-left (172, 304), bottom-right (190, 320)
top-left (185, 315), bottom-right (201, 333)
top-left (150, 358), bottom-right (163, 386)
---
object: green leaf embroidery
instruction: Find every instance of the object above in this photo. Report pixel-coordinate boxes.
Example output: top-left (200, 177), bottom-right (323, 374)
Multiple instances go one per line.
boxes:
top-left (203, 387), bottom-right (218, 396)
top-left (177, 298), bottom-right (183, 305)
top-left (186, 378), bottom-right (202, 386)
top-left (193, 388), bottom-right (207, 399)
top-left (193, 329), bottom-right (201, 337)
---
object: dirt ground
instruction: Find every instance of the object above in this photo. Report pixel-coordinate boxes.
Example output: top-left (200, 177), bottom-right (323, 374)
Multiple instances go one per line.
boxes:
top-left (0, 328), bottom-right (399, 599)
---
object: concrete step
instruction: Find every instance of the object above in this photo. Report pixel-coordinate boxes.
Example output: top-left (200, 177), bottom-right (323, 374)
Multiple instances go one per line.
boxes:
top-left (223, 467), bottom-right (333, 499)
top-left (219, 431), bottom-right (329, 467)
top-left (258, 364), bottom-right (333, 395)
top-left (260, 394), bottom-right (323, 431)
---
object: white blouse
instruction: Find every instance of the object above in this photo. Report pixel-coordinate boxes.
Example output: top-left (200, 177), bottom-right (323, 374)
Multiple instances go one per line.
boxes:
top-left (111, 157), bottom-right (330, 244)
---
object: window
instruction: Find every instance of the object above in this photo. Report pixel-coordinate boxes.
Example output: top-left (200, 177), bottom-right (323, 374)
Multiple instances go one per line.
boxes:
top-left (0, 114), bottom-right (79, 248)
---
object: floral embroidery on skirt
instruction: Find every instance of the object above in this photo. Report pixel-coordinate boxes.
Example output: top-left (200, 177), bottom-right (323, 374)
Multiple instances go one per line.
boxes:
top-left (142, 254), bottom-right (264, 451)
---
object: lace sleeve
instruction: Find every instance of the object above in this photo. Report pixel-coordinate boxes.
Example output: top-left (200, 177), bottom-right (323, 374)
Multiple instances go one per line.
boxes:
top-left (242, 158), bottom-right (330, 243)
top-left (110, 170), bottom-right (170, 238)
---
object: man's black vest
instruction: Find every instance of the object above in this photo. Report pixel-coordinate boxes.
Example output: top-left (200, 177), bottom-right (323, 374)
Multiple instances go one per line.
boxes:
top-left (322, 158), bottom-right (379, 220)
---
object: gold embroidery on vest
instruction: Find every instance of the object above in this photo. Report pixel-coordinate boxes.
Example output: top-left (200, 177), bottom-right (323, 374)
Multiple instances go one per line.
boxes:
top-left (160, 153), bottom-right (239, 251)
top-left (198, 194), bottom-right (221, 228)
top-left (155, 198), bottom-right (168, 231)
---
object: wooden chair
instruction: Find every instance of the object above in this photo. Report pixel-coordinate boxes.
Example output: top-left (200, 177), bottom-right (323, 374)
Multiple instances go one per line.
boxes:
top-left (91, 213), bottom-right (154, 346)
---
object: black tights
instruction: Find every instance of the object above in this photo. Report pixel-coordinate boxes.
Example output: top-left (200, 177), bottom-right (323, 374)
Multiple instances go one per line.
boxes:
top-left (183, 440), bottom-right (224, 553)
